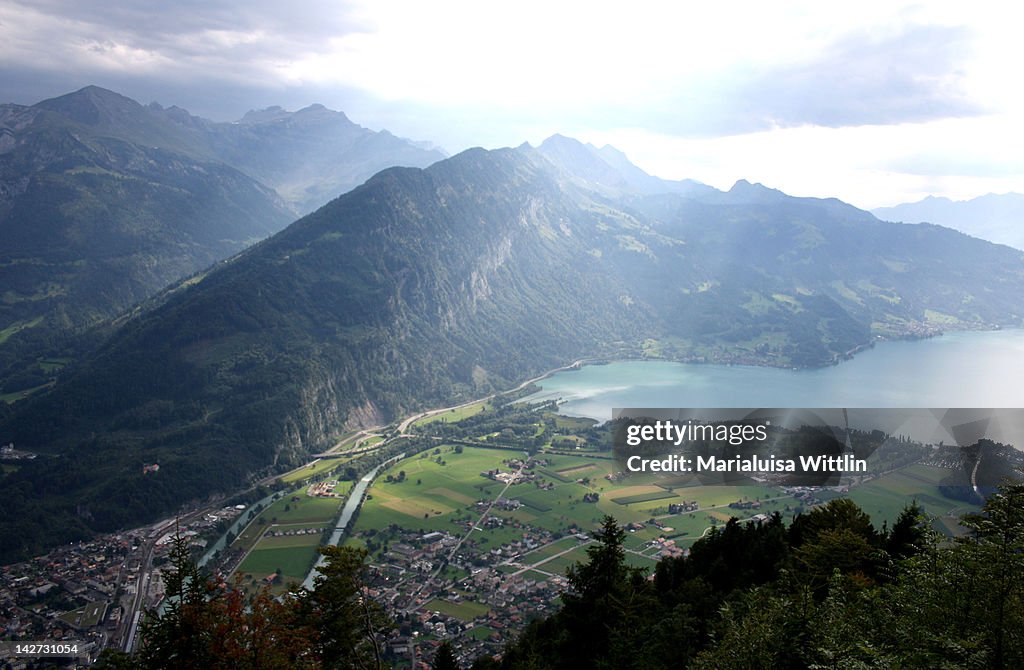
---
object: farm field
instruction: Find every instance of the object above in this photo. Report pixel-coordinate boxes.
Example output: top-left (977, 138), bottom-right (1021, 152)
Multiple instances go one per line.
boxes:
top-left (279, 455), bottom-right (358, 485)
top-left (532, 546), bottom-right (590, 576)
top-left (235, 545), bottom-right (319, 592)
top-left (320, 441), bottom-right (976, 596)
top-left (349, 445), bottom-right (798, 563)
top-left (234, 494), bottom-right (343, 551)
top-left (229, 480), bottom-right (354, 593)
top-left (846, 464), bottom-right (980, 535)
top-left (412, 400), bottom-right (491, 428)
top-left (424, 597), bottom-right (491, 621)
top-left (517, 537), bottom-right (584, 563)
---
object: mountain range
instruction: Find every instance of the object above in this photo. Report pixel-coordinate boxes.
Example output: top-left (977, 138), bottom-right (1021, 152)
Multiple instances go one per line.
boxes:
top-left (1, 88), bottom-right (1024, 561)
top-left (873, 193), bottom-right (1024, 251)
top-left (0, 86), bottom-right (444, 398)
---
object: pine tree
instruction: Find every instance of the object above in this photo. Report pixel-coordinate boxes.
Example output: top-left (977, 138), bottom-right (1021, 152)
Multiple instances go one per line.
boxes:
top-left (301, 545), bottom-right (391, 669)
top-left (433, 641), bottom-right (459, 670)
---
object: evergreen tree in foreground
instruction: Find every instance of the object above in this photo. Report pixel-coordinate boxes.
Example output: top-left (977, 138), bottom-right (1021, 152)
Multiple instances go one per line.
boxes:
top-left (491, 484), bottom-right (1024, 670)
top-left (97, 540), bottom-right (387, 669)
top-left (433, 640), bottom-right (460, 670)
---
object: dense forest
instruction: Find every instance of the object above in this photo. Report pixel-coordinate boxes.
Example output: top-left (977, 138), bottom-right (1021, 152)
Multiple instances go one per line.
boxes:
top-left (98, 481), bottom-right (1024, 669)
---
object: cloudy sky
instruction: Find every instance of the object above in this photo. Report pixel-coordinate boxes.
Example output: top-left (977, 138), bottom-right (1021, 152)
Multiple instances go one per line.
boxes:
top-left (1, 0), bottom-right (1021, 208)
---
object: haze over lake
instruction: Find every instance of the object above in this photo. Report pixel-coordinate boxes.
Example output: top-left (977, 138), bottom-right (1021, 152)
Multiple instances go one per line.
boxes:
top-left (523, 330), bottom-right (1024, 420)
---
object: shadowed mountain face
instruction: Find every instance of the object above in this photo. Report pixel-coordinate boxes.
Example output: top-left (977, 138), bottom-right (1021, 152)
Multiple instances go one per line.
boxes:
top-left (0, 86), bottom-right (445, 396)
top-left (1, 136), bottom-right (1023, 561)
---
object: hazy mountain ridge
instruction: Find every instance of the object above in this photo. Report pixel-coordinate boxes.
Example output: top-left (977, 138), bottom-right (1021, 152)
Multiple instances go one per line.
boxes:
top-left (0, 95), bottom-right (295, 394)
top-left (873, 193), bottom-right (1024, 250)
top-left (631, 187), bottom-right (1024, 341)
top-left (530, 136), bottom-right (1024, 345)
top-left (36, 85), bottom-right (446, 216)
top-left (192, 102), bottom-right (447, 216)
top-left (531, 133), bottom-right (715, 198)
top-left (0, 85), bottom-right (445, 398)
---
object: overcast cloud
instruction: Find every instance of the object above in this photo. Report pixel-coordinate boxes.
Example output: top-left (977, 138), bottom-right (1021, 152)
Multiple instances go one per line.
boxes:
top-left (0, 0), bottom-right (1020, 207)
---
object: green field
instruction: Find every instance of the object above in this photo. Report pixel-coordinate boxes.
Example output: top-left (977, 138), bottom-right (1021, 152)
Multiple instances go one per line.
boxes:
top-left (356, 446), bottom-right (505, 531)
top-left (257, 532), bottom-right (328, 549)
top-left (536, 546), bottom-right (592, 576)
top-left (351, 447), bottom-right (793, 560)
top-left (58, 601), bottom-right (107, 628)
top-left (229, 486), bottom-right (349, 588)
top-left (413, 401), bottom-right (491, 428)
top-left (550, 414), bottom-right (598, 431)
top-left (38, 357), bottom-right (70, 373)
top-left (335, 443), bottom-right (978, 603)
top-left (0, 316), bottom-right (42, 345)
top-left (424, 598), bottom-right (491, 621)
top-left (538, 468), bottom-right (572, 483)
top-left (846, 464), bottom-right (980, 534)
top-left (513, 538), bottom-right (592, 574)
top-left (236, 545), bottom-right (318, 588)
top-left (467, 625), bottom-right (497, 641)
top-left (1, 381), bottom-right (52, 403)
top-left (279, 457), bottom-right (358, 485)
top-left (519, 537), bottom-right (583, 562)
top-left (611, 490), bottom-right (679, 505)
top-left (519, 497), bottom-right (553, 512)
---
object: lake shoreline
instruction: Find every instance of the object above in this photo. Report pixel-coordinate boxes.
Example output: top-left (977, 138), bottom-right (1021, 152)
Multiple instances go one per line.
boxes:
top-left (519, 328), bottom-right (1024, 420)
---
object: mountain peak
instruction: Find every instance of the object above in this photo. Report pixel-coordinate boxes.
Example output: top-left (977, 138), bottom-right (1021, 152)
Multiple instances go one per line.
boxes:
top-left (296, 103), bottom-right (330, 114)
top-left (35, 85), bottom-right (144, 125)
top-left (239, 106), bottom-right (289, 124)
top-left (596, 144), bottom-right (629, 162)
top-left (535, 134), bottom-right (718, 198)
top-left (72, 84), bottom-right (128, 100)
top-left (238, 103), bottom-right (353, 126)
top-left (538, 133), bottom-right (591, 151)
top-left (727, 179), bottom-right (786, 202)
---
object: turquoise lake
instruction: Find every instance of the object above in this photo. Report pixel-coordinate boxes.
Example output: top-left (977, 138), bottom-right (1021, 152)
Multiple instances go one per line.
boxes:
top-left (521, 330), bottom-right (1024, 421)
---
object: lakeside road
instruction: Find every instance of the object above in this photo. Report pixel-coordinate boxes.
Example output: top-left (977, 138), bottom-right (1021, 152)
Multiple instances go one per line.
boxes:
top-left (395, 358), bottom-right (589, 434)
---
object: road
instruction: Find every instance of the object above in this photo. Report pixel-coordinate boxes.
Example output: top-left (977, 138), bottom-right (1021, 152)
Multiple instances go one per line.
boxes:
top-left (395, 359), bottom-right (588, 435)
top-left (502, 538), bottom-right (593, 578)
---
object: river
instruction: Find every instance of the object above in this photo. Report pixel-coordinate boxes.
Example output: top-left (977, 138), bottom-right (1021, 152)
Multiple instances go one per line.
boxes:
top-left (300, 452), bottom-right (406, 590)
